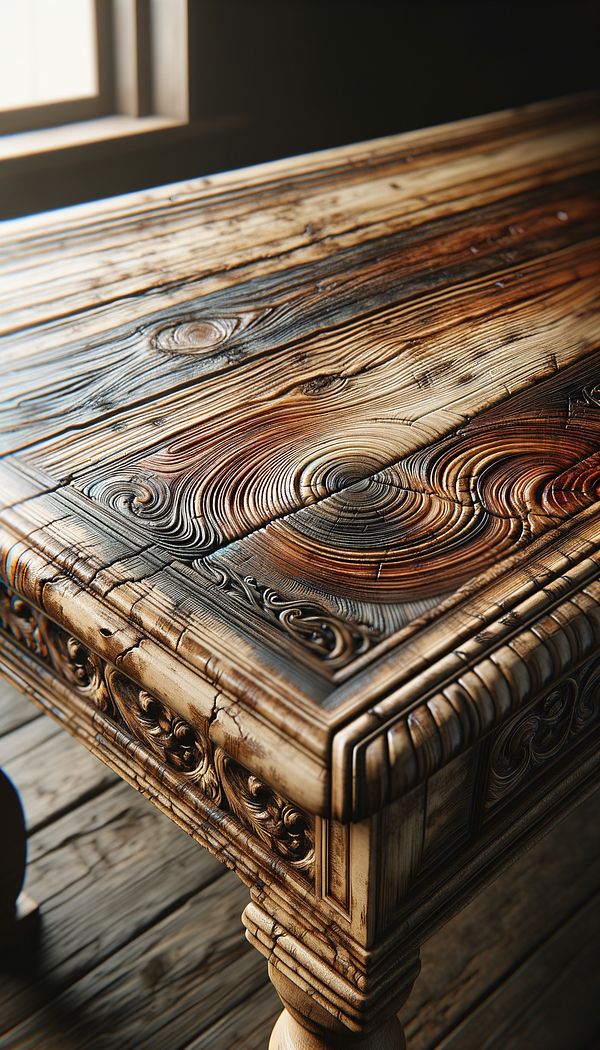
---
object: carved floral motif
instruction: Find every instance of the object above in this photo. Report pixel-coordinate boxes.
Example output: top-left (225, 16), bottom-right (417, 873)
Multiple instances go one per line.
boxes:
top-left (101, 665), bottom-right (224, 803)
top-left (0, 581), bottom-right (50, 660)
top-left (214, 750), bottom-right (315, 868)
top-left (486, 655), bottom-right (600, 806)
top-left (0, 580), bottom-right (315, 876)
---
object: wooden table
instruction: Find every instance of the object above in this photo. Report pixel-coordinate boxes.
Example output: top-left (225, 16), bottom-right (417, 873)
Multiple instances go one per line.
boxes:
top-left (0, 94), bottom-right (598, 1049)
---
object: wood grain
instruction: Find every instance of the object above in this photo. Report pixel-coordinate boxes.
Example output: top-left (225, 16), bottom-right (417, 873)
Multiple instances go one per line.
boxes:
top-left (211, 361), bottom-right (599, 631)
top-left (2, 95), bottom-right (596, 339)
top-left (1, 95), bottom-right (597, 723)
top-left (437, 893), bottom-right (600, 1050)
top-left (0, 716), bottom-right (114, 834)
top-left (1, 84), bottom-right (598, 831)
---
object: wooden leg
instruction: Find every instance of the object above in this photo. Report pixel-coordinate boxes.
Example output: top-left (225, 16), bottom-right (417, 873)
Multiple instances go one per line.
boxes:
top-left (267, 965), bottom-right (409, 1049)
top-left (0, 767), bottom-right (38, 944)
top-left (243, 902), bottom-right (419, 1050)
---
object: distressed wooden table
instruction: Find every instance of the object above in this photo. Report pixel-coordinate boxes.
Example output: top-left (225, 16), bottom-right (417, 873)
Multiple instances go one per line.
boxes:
top-left (0, 94), bottom-right (599, 1049)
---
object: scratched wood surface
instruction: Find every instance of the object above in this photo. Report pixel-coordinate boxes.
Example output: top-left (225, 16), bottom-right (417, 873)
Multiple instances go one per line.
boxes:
top-left (0, 93), bottom-right (599, 817)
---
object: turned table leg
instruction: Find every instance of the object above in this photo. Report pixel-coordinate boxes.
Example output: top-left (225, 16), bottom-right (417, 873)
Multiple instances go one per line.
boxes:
top-left (268, 964), bottom-right (412, 1049)
top-left (0, 767), bottom-right (38, 944)
top-left (244, 900), bottom-right (419, 1050)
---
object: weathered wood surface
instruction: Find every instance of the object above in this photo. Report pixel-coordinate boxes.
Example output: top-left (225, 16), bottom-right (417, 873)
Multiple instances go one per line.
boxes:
top-left (0, 716), bottom-right (115, 834)
top-left (0, 696), bottom-right (38, 737)
top-left (0, 93), bottom-right (599, 820)
top-left (438, 892), bottom-right (600, 1050)
top-left (1, 682), bottom-right (598, 1050)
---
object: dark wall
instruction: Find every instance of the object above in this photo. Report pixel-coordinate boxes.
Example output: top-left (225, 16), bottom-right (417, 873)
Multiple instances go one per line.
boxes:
top-left (4, 0), bottom-right (599, 217)
top-left (189, 0), bottom-right (599, 161)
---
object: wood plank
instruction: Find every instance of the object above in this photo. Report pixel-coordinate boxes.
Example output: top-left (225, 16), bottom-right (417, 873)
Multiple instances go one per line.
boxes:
top-left (0, 676), bottom-right (40, 737)
top-left (0, 782), bottom-right (226, 1031)
top-left (26, 785), bottom-right (592, 1050)
top-left (36, 241), bottom-right (599, 484)
top-left (1, 877), bottom-right (263, 1050)
top-left (438, 891), bottom-right (600, 1050)
top-left (2, 172), bottom-right (597, 451)
top-left (0, 711), bottom-right (61, 766)
top-left (402, 788), bottom-right (600, 1048)
top-left (210, 356), bottom-right (600, 636)
top-left (0, 714), bottom-right (115, 834)
top-left (1, 96), bottom-right (596, 344)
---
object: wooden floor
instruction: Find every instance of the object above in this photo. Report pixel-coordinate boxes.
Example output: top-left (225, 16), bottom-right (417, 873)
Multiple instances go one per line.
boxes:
top-left (0, 679), bottom-right (598, 1050)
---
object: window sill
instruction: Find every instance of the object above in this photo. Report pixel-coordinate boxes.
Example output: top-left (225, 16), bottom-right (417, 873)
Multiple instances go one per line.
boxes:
top-left (0, 111), bottom-right (249, 218)
top-left (0, 114), bottom-right (183, 161)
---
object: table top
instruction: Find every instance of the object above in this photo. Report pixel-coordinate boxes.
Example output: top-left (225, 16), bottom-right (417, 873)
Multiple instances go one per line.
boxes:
top-left (1, 93), bottom-right (599, 821)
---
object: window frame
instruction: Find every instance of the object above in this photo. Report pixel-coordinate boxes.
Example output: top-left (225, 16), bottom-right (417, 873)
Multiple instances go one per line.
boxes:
top-left (0, 0), bottom-right (189, 138)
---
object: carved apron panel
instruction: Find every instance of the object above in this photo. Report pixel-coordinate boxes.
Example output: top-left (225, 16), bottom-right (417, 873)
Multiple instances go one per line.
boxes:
top-left (484, 653), bottom-right (600, 809)
top-left (0, 579), bottom-right (315, 877)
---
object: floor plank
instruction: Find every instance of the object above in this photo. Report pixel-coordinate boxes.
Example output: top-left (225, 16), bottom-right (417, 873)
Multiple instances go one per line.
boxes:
top-left (0, 674), bottom-right (40, 735)
top-left (0, 712), bottom-right (60, 767)
top-left (0, 780), bottom-right (226, 1031)
top-left (2, 880), bottom-right (267, 1050)
top-left (404, 789), bottom-right (600, 1049)
top-left (439, 890), bottom-right (600, 1050)
top-left (0, 718), bottom-right (116, 834)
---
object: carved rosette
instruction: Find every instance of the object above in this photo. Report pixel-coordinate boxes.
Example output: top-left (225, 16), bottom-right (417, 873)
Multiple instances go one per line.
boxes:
top-left (486, 655), bottom-right (600, 806)
top-left (214, 750), bottom-right (315, 868)
top-left (102, 668), bottom-right (224, 803)
top-left (0, 581), bottom-right (50, 661)
top-left (0, 581), bottom-right (315, 877)
top-left (47, 629), bottom-right (113, 710)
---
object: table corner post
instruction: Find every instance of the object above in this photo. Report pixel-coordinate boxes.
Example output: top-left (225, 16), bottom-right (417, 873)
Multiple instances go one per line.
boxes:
top-left (241, 804), bottom-right (422, 1049)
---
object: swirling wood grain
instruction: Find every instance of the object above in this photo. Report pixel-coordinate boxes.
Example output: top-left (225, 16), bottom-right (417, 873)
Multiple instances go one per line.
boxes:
top-left (254, 386), bottom-right (600, 603)
top-left (74, 373), bottom-right (600, 664)
top-left (75, 241), bottom-right (599, 558)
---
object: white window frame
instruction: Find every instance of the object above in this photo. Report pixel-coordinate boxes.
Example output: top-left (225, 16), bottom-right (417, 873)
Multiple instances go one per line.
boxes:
top-left (0, 0), bottom-right (189, 149)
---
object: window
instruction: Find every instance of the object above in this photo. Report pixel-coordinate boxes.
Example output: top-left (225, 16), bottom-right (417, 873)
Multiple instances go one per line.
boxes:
top-left (0, 0), bottom-right (189, 139)
top-left (0, 0), bottom-right (112, 134)
top-left (0, 0), bottom-right (98, 111)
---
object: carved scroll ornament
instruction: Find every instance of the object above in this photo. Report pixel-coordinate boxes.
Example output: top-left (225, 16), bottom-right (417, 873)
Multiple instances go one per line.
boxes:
top-left (0, 581), bottom-right (315, 877)
top-left (196, 556), bottom-right (380, 665)
top-left (486, 654), bottom-right (600, 806)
